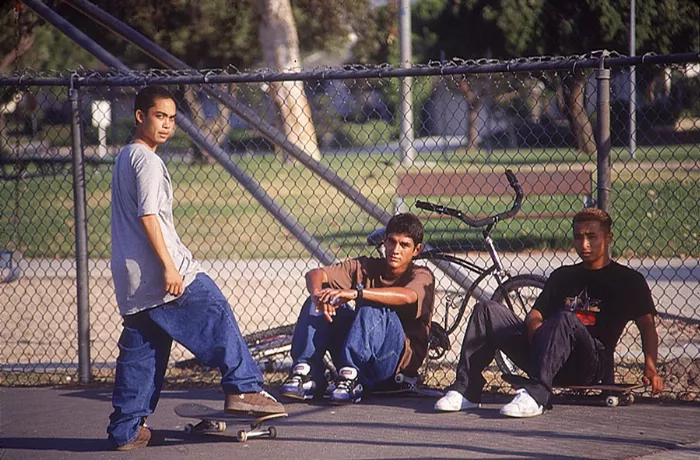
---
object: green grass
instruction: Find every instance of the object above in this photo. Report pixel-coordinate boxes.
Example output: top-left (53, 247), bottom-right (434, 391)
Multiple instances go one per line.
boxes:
top-left (1, 144), bottom-right (698, 260)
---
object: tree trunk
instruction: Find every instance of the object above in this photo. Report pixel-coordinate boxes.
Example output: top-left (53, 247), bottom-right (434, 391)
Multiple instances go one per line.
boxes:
top-left (0, 33), bottom-right (35, 73)
top-left (526, 78), bottom-right (545, 124)
top-left (256, 0), bottom-right (321, 163)
top-left (459, 79), bottom-right (482, 151)
top-left (562, 73), bottom-right (596, 155)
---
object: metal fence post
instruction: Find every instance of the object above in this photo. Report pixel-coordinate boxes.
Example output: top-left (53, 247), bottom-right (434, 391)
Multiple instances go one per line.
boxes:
top-left (398, 0), bottom-right (416, 166)
top-left (70, 82), bottom-right (92, 384)
top-left (596, 58), bottom-right (612, 214)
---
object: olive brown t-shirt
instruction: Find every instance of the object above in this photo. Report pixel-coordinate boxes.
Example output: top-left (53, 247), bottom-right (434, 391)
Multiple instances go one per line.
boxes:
top-left (322, 256), bottom-right (435, 376)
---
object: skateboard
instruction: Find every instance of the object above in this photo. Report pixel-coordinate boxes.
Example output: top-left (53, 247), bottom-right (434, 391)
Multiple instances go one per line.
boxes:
top-left (371, 373), bottom-right (445, 398)
top-left (561, 383), bottom-right (644, 407)
top-left (502, 373), bottom-right (643, 407)
top-left (174, 403), bottom-right (288, 442)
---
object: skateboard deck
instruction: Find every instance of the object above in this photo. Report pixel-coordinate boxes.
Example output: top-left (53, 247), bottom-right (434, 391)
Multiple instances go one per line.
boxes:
top-left (502, 373), bottom-right (643, 407)
top-left (371, 374), bottom-right (445, 398)
top-left (174, 403), bottom-right (288, 442)
top-left (561, 383), bottom-right (644, 406)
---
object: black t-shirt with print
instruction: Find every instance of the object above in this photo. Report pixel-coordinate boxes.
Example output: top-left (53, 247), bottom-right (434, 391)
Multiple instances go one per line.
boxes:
top-left (533, 261), bottom-right (656, 353)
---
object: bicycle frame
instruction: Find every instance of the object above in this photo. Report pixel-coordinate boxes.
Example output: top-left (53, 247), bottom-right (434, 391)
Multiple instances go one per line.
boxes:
top-left (418, 223), bottom-right (514, 335)
top-left (371, 169), bottom-right (525, 336)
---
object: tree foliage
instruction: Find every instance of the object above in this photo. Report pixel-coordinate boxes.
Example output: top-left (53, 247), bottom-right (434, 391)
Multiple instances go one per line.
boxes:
top-left (408, 0), bottom-right (699, 62)
top-left (0, 0), bottom-right (374, 71)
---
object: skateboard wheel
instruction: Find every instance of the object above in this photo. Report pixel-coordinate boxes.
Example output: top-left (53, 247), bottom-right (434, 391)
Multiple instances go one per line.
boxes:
top-left (395, 374), bottom-right (405, 384)
top-left (237, 430), bottom-right (248, 442)
top-left (625, 394), bottom-right (635, 405)
top-left (184, 423), bottom-right (194, 434)
top-left (268, 426), bottom-right (277, 439)
top-left (217, 421), bottom-right (226, 432)
top-left (605, 396), bottom-right (619, 407)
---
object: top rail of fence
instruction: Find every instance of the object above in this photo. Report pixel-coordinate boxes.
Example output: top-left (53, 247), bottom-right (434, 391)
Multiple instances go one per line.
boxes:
top-left (1, 51), bottom-right (698, 87)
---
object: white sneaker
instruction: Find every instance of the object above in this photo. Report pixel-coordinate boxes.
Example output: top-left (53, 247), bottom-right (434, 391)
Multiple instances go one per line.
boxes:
top-left (500, 388), bottom-right (544, 418)
top-left (434, 390), bottom-right (481, 412)
top-left (280, 363), bottom-right (317, 400)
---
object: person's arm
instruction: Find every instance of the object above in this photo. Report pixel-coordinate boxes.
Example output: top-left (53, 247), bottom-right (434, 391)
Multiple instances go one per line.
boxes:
top-left (305, 268), bottom-right (338, 322)
top-left (316, 286), bottom-right (417, 308)
top-left (635, 313), bottom-right (664, 394)
top-left (305, 268), bottom-right (328, 297)
top-left (140, 214), bottom-right (183, 297)
top-left (524, 309), bottom-right (545, 343)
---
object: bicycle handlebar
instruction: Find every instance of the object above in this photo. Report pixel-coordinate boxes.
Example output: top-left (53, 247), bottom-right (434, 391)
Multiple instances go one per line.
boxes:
top-left (415, 169), bottom-right (524, 228)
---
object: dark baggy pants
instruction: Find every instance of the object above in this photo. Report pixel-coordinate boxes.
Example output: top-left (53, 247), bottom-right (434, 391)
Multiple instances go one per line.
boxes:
top-left (450, 300), bottom-right (610, 406)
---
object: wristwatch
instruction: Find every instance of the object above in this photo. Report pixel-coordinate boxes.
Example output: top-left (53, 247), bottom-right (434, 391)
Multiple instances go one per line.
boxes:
top-left (355, 283), bottom-right (364, 301)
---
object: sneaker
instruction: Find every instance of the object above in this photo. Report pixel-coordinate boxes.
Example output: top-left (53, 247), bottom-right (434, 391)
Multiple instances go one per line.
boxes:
top-left (434, 390), bottom-right (481, 412)
top-left (225, 390), bottom-right (286, 415)
top-left (280, 363), bottom-right (317, 400)
top-left (500, 388), bottom-right (544, 418)
top-left (114, 425), bottom-right (151, 451)
top-left (329, 367), bottom-right (363, 404)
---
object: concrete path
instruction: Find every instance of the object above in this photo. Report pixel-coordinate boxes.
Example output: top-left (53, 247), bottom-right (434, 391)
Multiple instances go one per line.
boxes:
top-left (1, 387), bottom-right (699, 460)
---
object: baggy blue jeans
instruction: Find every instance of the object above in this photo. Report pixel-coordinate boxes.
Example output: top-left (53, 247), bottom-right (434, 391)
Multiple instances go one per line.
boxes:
top-left (107, 273), bottom-right (264, 447)
top-left (290, 297), bottom-right (405, 390)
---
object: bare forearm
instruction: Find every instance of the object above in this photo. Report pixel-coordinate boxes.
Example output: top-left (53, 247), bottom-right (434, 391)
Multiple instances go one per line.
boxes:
top-left (360, 287), bottom-right (417, 307)
top-left (317, 286), bottom-right (417, 308)
top-left (640, 325), bottom-right (659, 374)
top-left (636, 313), bottom-right (664, 394)
top-left (140, 215), bottom-right (176, 269)
top-left (525, 309), bottom-right (544, 343)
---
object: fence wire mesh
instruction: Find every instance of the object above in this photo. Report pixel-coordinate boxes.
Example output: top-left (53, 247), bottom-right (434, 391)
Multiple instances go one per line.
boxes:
top-left (1, 53), bottom-right (699, 401)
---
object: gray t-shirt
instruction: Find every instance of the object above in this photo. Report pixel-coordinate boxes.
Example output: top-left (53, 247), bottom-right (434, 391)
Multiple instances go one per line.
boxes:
top-left (110, 143), bottom-right (202, 316)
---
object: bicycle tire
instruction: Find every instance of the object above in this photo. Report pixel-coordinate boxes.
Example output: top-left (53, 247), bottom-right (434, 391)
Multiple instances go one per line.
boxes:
top-left (490, 274), bottom-right (547, 375)
top-left (244, 323), bottom-right (338, 380)
top-left (243, 324), bottom-right (295, 364)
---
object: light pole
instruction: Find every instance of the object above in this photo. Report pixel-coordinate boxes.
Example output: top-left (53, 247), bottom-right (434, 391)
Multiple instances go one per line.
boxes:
top-left (399, 0), bottom-right (416, 166)
top-left (629, 0), bottom-right (637, 159)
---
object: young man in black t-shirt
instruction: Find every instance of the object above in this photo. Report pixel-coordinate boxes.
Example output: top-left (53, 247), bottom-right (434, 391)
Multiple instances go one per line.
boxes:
top-left (434, 208), bottom-right (664, 417)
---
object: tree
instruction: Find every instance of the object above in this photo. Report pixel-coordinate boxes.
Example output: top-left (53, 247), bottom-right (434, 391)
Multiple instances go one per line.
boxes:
top-left (0, 4), bottom-right (99, 72)
top-left (404, 0), bottom-right (699, 155)
top-left (256, 0), bottom-right (320, 162)
top-left (1, 1), bottom-right (376, 163)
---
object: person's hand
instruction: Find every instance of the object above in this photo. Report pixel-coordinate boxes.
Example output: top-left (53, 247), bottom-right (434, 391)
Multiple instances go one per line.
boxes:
top-left (317, 288), bottom-right (356, 305)
top-left (643, 369), bottom-right (664, 395)
top-left (164, 265), bottom-right (184, 297)
top-left (314, 288), bottom-right (355, 323)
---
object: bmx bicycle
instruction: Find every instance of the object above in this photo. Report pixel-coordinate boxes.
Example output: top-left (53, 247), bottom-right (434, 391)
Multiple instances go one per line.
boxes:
top-left (242, 170), bottom-right (545, 377)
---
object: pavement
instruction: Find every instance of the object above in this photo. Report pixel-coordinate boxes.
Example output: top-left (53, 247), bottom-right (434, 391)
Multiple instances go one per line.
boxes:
top-left (1, 386), bottom-right (699, 460)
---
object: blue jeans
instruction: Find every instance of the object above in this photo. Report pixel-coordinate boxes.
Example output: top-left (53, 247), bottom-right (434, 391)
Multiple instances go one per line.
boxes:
top-left (107, 273), bottom-right (263, 447)
top-left (291, 297), bottom-right (405, 390)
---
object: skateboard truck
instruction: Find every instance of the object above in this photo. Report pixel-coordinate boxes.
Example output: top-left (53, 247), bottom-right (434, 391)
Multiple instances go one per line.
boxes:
top-left (175, 403), bottom-right (286, 442)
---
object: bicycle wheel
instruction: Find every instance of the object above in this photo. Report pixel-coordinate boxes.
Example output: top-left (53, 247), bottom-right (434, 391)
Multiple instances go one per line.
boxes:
top-left (243, 324), bottom-right (295, 372)
top-left (490, 274), bottom-right (547, 375)
top-left (244, 324), bottom-right (338, 381)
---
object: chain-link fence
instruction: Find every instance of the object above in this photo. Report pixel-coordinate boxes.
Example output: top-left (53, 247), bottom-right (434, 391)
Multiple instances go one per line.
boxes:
top-left (1, 52), bottom-right (699, 400)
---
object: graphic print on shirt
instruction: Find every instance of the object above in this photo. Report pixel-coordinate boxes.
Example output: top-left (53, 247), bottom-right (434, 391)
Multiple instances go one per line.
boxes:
top-left (564, 288), bottom-right (601, 326)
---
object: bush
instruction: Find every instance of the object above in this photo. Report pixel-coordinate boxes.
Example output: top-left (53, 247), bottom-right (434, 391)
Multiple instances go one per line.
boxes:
top-left (333, 120), bottom-right (396, 148)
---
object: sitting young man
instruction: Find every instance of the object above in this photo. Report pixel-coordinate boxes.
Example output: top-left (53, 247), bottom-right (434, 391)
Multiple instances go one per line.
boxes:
top-left (281, 213), bottom-right (435, 404)
top-left (434, 208), bottom-right (664, 417)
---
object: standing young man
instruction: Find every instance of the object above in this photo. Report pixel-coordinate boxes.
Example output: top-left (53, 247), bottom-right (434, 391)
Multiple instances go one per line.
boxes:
top-left (434, 208), bottom-right (663, 416)
top-left (107, 86), bottom-right (284, 451)
top-left (280, 213), bottom-right (435, 404)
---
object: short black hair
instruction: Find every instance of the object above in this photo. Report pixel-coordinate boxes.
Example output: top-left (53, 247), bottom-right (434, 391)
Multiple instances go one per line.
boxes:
top-left (134, 86), bottom-right (175, 119)
top-left (573, 208), bottom-right (613, 233)
top-left (386, 213), bottom-right (424, 246)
